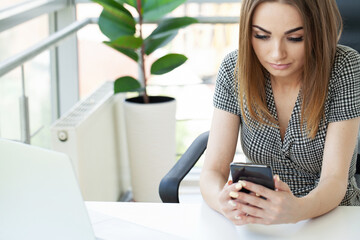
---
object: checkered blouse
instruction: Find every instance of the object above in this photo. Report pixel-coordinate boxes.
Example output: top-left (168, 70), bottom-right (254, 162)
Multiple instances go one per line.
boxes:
top-left (213, 45), bottom-right (360, 206)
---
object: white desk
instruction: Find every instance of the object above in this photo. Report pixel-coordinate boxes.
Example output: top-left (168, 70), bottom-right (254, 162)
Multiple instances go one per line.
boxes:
top-left (86, 201), bottom-right (360, 240)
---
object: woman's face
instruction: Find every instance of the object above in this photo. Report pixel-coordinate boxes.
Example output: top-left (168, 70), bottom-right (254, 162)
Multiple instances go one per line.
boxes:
top-left (251, 2), bottom-right (305, 83)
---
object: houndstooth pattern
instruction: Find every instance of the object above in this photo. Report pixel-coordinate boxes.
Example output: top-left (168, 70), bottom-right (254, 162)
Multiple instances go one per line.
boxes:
top-left (213, 45), bottom-right (360, 206)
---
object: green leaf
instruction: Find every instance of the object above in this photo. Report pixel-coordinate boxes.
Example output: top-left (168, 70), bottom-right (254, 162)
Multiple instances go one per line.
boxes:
top-left (106, 36), bottom-right (143, 49)
top-left (106, 44), bottom-right (139, 62)
top-left (98, 10), bottom-right (135, 41)
top-left (151, 53), bottom-right (187, 75)
top-left (148, 17), bottom-right (198, 40)
top-left (114, 76), bottom-right (141, 93)
top-left (92, 0), bottom-right (136, 30)
top-left (144, 32), bottom-right (177, 55)
top-left (143, 0), bottom-right (186, 21)
top-left (126, 0), bottom-right (137, 7)
top-left (114, 0), bottom-right (136, 7)
top-left (93, 0), bottom-right (132, 17)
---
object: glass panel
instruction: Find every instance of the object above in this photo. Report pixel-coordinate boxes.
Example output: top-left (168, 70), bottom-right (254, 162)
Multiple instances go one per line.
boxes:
top-left (0, 55), bottom-right (52, 148)
top-left (173, 2), bottom-right (241, 17)
top-left (0, 69), bottom-right (22, 140)
top-left (25, 51), bottom-right (52, 148)
top-left (0, 14), bottom-right (50, 148)
top-left (147, 3), bottom-right (240, 164)
top-left (0, 14), bottom-right (49, 62)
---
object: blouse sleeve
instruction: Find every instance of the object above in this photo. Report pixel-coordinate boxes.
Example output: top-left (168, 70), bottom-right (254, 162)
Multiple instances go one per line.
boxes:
top-left (213, 50), bottom-right (241, 116)
top-left (328, 47), bottom-right (360, 122)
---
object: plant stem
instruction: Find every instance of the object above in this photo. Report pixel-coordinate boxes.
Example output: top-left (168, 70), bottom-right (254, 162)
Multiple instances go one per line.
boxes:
top-left (137, 0), bottom-right (149, 104)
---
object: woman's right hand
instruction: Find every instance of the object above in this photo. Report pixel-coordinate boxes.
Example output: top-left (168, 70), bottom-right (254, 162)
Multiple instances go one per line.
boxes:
top-left (218, 180), bottom-right (248, 225)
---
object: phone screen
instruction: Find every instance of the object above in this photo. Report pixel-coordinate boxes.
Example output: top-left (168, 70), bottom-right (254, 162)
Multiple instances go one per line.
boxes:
top-left (230, 163), bottom-right (275, 193)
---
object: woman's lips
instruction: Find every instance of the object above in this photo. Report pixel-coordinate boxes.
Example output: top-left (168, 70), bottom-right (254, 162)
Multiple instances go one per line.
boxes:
top-left (269, 63), bottom-right (291, 70)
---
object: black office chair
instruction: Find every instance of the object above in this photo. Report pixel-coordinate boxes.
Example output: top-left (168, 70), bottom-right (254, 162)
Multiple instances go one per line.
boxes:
top-left (159, 1), bottom-right (360, 203)
top-left (159, 131), bottom-right (209, 203)
top-left (337, 0), bottom-right (360, 53)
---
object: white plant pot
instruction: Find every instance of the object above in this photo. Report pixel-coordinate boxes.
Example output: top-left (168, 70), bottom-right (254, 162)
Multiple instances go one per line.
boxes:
top-left (124, 96), bottom-right (176, 202)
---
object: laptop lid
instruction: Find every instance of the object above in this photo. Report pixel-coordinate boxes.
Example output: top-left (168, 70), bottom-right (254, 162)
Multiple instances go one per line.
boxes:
top-left (0, 139), bottom-right (96, 240)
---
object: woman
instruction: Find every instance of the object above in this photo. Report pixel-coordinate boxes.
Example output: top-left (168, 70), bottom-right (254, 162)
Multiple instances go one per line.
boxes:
top-left (200, 0), bottom-right (360, 225)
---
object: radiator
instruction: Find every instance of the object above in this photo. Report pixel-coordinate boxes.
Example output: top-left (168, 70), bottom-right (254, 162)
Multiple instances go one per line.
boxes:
top-left (51, 81), bottom-right (128, 201)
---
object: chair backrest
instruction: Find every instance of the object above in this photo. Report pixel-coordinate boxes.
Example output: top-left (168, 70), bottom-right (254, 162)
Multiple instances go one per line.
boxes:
top-left (337, 0), bottom-right (360, 53)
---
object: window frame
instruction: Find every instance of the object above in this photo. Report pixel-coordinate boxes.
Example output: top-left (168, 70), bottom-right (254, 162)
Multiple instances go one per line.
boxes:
top-left (0, 0), bottom-right (78, 143)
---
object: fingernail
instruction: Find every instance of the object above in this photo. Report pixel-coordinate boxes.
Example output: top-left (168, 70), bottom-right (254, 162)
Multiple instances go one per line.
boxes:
top-left (238, 180), bottom-right (246, 187)
top-left (275, 175), bottom-right (280, 182)
top-left (235, 215), bottom-right (241, 220)
top-left (256, 193), bottom-right (260, 197)
top-left (227, 180), bottom-right (233, 185)
top-left (229, 191), bottom-right (239, 198)
top-left (228, 200), bottom-right (236, 207)
top-left (235, 182), bottom-right (242, 190)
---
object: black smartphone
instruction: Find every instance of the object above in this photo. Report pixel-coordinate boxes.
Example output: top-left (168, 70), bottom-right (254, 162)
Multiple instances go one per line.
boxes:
top-left (230, 162), bottom-right (275, 193)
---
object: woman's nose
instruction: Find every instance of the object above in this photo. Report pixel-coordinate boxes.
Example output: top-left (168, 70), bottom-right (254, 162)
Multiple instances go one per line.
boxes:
top-left (271, 41), bottom-right (287, 61)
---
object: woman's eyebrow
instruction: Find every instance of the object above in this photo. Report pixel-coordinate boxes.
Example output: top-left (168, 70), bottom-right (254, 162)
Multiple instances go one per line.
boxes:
top-left (252, 25), bottom-right (271, 34)
top-left (252, 25), bottom-right (304, 35)
top-left (285, 26), bottom-right (303, 34)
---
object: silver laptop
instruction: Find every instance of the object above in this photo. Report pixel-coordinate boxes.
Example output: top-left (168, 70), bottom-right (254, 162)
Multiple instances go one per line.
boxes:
top-left (0, 139), bottom-right (184, 240)
top-left (0, 139), bottom-right (96, 240)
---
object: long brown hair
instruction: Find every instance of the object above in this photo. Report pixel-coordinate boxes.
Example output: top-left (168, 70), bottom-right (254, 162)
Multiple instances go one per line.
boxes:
top-left (236, 0), bottom-right (342, 138)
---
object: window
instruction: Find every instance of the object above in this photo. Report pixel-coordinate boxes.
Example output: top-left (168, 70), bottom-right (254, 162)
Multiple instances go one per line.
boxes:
top-left (0, 0), bottom-right (75, 148)
top-left (76, 1), bottom-right (244, 163)
top-left (0, 14), bottom-right (51, 147)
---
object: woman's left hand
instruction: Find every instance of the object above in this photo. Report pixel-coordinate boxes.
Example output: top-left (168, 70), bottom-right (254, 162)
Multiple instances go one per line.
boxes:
top-left (232, 175), bottom-right (303, 225)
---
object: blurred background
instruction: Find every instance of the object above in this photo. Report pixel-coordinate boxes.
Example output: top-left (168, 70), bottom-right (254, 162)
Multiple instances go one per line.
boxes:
top-left (0, 0), bottom-right (246, 202)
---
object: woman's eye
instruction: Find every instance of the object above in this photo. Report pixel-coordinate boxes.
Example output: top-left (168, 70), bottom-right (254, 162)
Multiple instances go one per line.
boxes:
top-left (288, 37), bottom-right (303, 42)
top-left (254, 34), bottom-right (269, 40)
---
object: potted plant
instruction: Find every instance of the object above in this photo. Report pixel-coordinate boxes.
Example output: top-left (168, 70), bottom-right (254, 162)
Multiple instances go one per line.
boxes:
top-left (92, 0), bottom-right (197, 202)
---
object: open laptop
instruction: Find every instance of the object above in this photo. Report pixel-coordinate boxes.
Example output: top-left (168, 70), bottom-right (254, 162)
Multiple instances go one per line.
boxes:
top-left (0, 139), bottom-right (184, 240)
